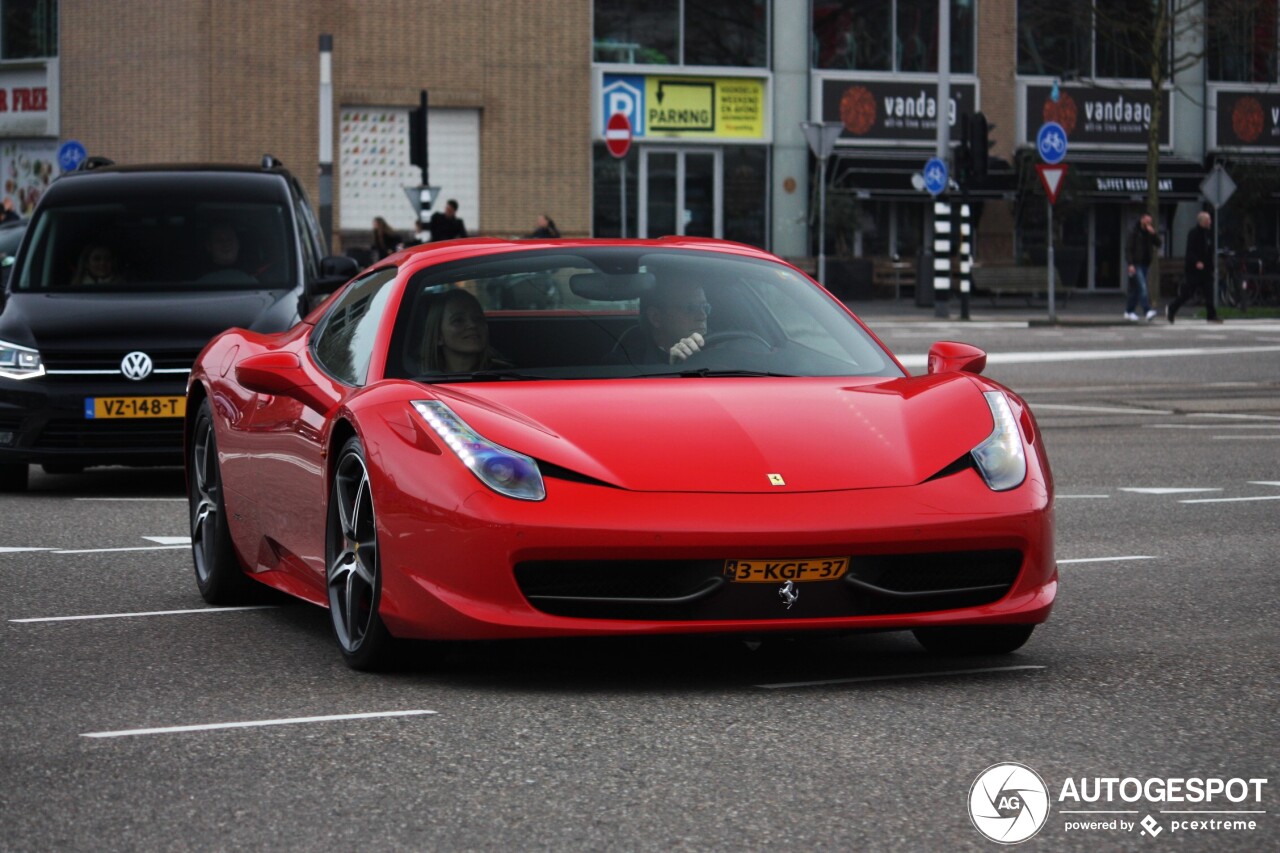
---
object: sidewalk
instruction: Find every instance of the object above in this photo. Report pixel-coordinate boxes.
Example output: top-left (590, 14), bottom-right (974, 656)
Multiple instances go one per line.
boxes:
top-left (842, 290), bottom-right (1173, 326)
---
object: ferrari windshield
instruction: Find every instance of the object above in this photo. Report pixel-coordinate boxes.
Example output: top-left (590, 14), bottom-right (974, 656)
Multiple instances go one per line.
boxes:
top-left (13, 198), bottom-right (295, 292)
top-left (385, 247), bottom-right (902, 381)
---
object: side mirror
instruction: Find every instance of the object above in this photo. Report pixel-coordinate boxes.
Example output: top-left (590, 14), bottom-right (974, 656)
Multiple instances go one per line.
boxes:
top-left (234, 351), bottom-right (332, 412)
top-left (927, 341), bottom-right (987, 375)
top-left (313, 255), bottom-right (361, 297)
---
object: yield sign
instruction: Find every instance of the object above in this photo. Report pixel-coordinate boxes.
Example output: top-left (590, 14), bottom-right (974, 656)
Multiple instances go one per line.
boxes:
top-left (605, 112), bottom-right (632, 159)
top-left (1036, 164), bottom-right (1068, 205)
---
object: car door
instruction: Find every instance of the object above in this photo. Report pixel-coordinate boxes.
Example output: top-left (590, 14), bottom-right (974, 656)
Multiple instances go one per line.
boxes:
top-left (247, 267), bottom-right (400, 592)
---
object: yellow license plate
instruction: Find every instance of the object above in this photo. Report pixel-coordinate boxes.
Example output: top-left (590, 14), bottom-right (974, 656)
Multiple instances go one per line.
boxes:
top-left (724, 557), bottom-right (850, 583)
top-left (86, 396), bottom-right (186, 419)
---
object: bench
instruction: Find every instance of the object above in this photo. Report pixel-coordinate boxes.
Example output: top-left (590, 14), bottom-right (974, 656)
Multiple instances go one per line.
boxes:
top-left (971, 264), bottom-right (1070, 306)
top-left (872, 258), bottom-right (916, 299)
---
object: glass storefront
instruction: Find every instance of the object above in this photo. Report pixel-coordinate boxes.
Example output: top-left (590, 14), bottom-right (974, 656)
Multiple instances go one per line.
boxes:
top-left (592, 143), bottom-right (767, 247)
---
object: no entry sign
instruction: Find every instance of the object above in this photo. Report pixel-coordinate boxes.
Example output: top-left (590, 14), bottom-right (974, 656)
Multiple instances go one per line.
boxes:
top-left (605, 112), bottom-right (632, 159)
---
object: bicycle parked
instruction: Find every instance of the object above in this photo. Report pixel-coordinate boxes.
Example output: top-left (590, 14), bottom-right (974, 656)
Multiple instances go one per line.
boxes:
top-left (1216, 249), bottom-right (1280, 310)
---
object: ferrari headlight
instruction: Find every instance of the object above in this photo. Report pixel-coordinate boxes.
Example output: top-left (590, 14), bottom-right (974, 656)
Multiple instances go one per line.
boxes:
top-left (0, 339), bottom-right (44, 380)
top-left (971, 391), bottom-right (1026, 491)
top-left (412, 400), bottom-right (545, 501)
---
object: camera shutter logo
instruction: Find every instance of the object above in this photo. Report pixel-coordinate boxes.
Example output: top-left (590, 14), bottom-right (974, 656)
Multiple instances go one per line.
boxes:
top-left (121, 351), bottom-right (154, 381)
top-left (969, 762), bottom-right (1050, 844)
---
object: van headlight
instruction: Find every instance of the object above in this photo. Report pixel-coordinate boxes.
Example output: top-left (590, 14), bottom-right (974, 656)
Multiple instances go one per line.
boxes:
top-left (971, 391), bottom-right (1026, 491)
top-left (0, 339), bottom-right (44, 380)
top-left (412, 400), bottom-right (545, 501)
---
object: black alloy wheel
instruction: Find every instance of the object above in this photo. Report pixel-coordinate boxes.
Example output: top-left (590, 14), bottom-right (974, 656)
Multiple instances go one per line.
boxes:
top-left (326, 437), bottom-right (395, 670)
top-left (189, 398), bottom-right (255, 604)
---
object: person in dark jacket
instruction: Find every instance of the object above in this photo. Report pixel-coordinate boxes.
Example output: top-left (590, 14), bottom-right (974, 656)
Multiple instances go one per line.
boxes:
top-left (1166, 211), bottom-right (1220, 323)
top-left (427, 199), bottom-right (468, 242)
top-left (1124, 213), bottom-right (1162, 322)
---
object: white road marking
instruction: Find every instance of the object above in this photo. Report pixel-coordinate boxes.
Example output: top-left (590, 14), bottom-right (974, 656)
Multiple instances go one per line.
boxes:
top-left (1056, 494), bottom-right (1110, 499)
top-left (1211, 435), bottom-right (1280, 440)
top-left (756, 665), bottom-right (1045, 690)
top-left (1189, 412), bottom-right (1280, 421)
top-left (11, 606), bottom-right (277, 624)
top-left (143, 536), bottom-right (191, 545)
top-left (1251, 481), bottom-right (1280, 487)
top-left (0, 547), bottom-right (54, 553)
top-left (899, 344), bottom-right (1280, 368)
top-left (1119, 487), bottom-right (1222, 495)
top-left (1031, 404), bottom-right (1173, 415)
top-left (81, 709), bottom-right (438, 739)
top-left (1180, 495), bottom-right (1280, 504)
top-left (73, 498), bottom-right (187, 502)
top-left (1058, 556), bottom-right (1156, 564)
top-left (53, 545), bottom-right (188, 554)
top-left (1146, 424), bottom-right (1280, 429)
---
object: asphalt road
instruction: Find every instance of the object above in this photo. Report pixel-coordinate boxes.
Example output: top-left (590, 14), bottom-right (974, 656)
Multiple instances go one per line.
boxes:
top-left (2, 315), bottom-right (1277, 852)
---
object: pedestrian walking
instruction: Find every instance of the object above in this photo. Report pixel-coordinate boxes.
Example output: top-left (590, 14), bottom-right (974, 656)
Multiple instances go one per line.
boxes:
top-left (1124, 213), bottom-right (1162, 322)
top-left (370, 216), bottom-right (402, 261)
top-left (1166, 211), bottom-right (1221, 324)
top-left (526, 214), bottom-right (560, 238)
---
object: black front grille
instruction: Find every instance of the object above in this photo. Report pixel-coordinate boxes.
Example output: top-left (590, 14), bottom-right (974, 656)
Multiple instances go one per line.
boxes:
top-left (514, 549), bottom-right (1024, 621)
top-left (33, 418), bottom-right (185, 451)
top-left (43, 348), bottom-right (200, 373)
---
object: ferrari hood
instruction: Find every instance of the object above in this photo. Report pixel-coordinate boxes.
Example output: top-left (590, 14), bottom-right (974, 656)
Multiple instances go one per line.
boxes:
top-left (428, 375), bottom-right (997, 493)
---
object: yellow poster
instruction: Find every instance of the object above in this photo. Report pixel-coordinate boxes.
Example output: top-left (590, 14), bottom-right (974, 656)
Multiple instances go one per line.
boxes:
top-left (643, 77), bottom-right (765, 139)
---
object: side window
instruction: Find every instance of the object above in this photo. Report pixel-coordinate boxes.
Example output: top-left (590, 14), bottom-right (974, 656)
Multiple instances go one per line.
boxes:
top-left (311, 267), bottom-right (398, 385)
top-left (291, 178), bottom-right (324, 280)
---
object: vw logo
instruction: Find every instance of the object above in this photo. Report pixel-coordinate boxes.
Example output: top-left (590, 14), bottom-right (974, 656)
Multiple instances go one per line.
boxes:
top-left (120, 351), bottom-right (154, 381)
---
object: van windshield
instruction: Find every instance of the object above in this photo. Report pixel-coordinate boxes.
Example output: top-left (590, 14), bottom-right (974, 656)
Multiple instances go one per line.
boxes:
top-left (13, 199), bottom-right (295, 292)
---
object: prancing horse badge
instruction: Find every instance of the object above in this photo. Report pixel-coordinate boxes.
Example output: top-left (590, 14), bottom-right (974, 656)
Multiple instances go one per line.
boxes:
top-left (778, 580), bottom-right (798, 609)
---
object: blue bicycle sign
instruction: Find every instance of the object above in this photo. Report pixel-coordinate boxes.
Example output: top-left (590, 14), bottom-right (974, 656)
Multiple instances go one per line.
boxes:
top-left (923, 157), bottom-right (948, 195)
top-left (1036, 122), bottom-right (1068, 165)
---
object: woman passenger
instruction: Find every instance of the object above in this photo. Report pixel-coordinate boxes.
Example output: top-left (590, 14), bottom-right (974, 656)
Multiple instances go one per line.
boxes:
top-left (420, 288), bottom-right (508, 373)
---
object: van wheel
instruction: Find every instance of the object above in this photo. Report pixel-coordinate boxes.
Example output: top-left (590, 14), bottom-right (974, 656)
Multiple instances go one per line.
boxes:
top-left (0, 463), bottom-right (29, 492)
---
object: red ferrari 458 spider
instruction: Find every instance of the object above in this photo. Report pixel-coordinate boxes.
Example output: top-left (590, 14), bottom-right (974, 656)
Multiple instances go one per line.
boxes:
top-left (186, 237), bottom-right (1055, 669)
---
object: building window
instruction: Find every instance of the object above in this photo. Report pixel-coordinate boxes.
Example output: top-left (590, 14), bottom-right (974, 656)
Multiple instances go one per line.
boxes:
top-left (1, 0), bottom-right (57, 59)
top-left (1018, 0), bottom-right (1172, 80)
top-left (1208, 0), bottom-right (1278, 83)
top-left (594, 0), bottom-right (768, 67)
top-left (813, 0), bottom-right (975, 74)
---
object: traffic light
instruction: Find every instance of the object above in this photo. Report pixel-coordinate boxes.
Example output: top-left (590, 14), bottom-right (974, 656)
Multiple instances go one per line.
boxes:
top-left (408, 89), bottom-right (429, 185)
top-left (955, 112), bottom-right (972, 182)
top-left (968, 111), bottom-right (990, 181)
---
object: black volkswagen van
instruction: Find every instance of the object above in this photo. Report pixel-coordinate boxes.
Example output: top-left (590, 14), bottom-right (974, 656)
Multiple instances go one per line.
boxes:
top-left (0, 158), bottom-right (358, 490)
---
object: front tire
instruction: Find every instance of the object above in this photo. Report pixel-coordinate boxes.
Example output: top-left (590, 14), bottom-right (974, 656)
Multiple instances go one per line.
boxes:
top-left (189, 399), bottom-right (256, 604)
top-left (326, 437), bottom-right (396, 670)
top-left (912, 624), bottom-right (1035, 655)
top-left (0, 463), bottom-right (28, 492)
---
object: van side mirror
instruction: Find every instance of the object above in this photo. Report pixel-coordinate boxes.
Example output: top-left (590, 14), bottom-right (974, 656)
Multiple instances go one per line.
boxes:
top-left (312, 254), bottom-right (360, 298)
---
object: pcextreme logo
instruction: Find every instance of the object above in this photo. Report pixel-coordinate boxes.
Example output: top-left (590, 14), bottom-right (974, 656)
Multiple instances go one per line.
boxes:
top-left (969, 763), bottom-right (1270, 844)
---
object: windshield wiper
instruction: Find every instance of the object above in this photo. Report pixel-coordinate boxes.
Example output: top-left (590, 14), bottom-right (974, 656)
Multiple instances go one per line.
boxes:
top-left (669, 368), bottom-right (797, 378)
top-left (421, 369), bottom-right (543, 383)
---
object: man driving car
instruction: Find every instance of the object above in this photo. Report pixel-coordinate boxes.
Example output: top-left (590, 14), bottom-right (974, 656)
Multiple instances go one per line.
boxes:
top-left (609, 279), bottom-right (711, 365)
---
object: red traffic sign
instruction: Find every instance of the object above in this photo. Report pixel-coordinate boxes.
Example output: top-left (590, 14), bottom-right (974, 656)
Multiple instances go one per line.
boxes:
top-left (1036, 164), bottom-right (1069, 205)
top-left (605, 112), bottom-right (632, 159)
